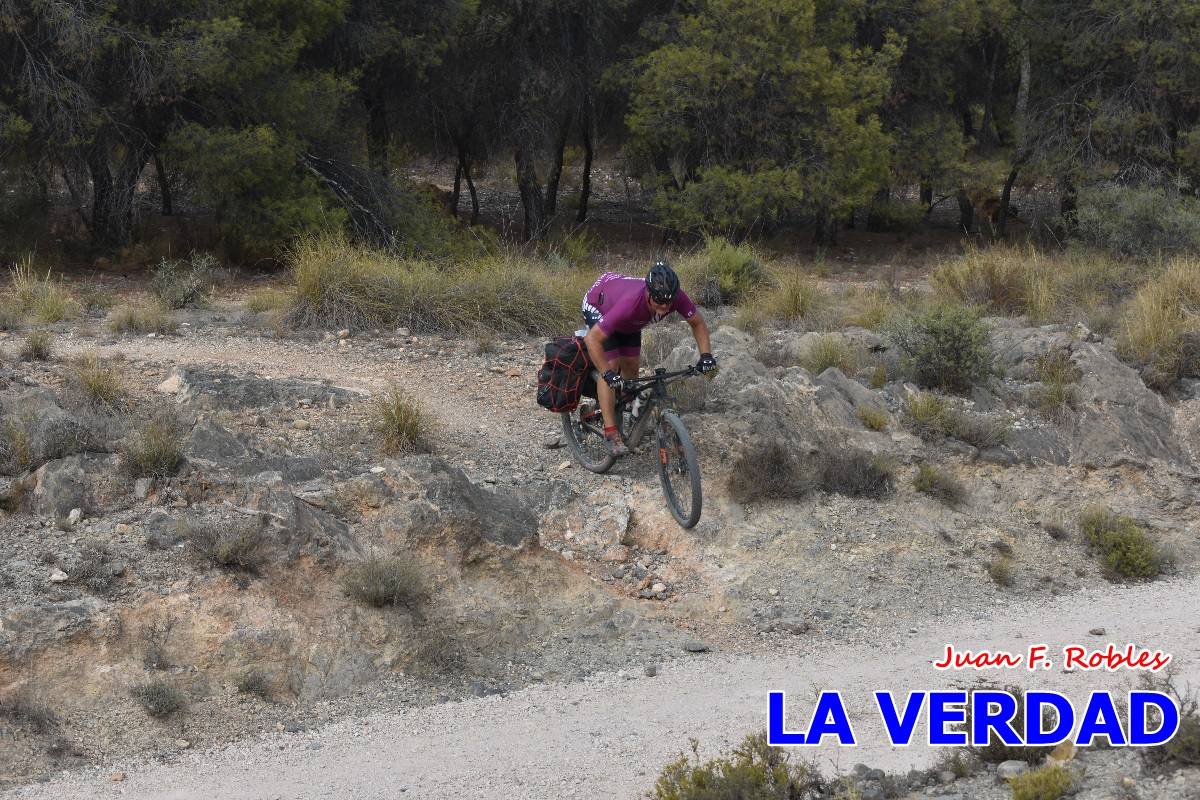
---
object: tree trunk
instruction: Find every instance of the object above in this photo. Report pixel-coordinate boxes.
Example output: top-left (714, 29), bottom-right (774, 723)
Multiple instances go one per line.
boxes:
top-left (979, 36), bottom-right (1002, 148)
top-left (88, 139), bottom-right (149, 248)
top-left (576, 115), bottom-right (593, 224)
top-left (920, 181), bottom-right (933, 208)
top-left (1060, 181), bottom-right (1078, 227)
top-left (956, 188), bottom-right (975, 233)
top-left (813, 208), bottom-right (839, 245)
top-left (465, 160), bottom-right (480, 226)
top-left (365, 88), bottom-right (389, 176)
top-left (154, 154), bottom-right (173, 216)
top-left (544, 112), bottom-right (572, 218)
top-left (451, 160), bottom-right (463, 218)
top-left (866, 186), bottom-right (890, 232)
top-left (997, 166), bottom-right (1020, 238)
top-left (514, 145), bottom-right (546, 241)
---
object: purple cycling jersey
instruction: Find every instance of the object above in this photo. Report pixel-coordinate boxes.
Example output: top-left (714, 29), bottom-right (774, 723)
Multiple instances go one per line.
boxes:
top-left (583, 272), bottom-right (697, 335)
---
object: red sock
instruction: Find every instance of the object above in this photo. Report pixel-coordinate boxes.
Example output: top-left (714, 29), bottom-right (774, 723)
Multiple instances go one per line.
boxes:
top-left (604, 425), bottom-right (618, 439)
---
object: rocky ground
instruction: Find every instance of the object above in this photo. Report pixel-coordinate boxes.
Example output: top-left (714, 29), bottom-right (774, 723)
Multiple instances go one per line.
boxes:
top-left (2, 280), bottom-right (1199, 797)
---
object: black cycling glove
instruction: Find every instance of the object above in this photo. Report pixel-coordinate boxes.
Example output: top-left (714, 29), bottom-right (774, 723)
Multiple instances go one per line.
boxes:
top-left (603, 369), bottom-right (623, 390)
top-left (697, 353), bottom-right (718, 373)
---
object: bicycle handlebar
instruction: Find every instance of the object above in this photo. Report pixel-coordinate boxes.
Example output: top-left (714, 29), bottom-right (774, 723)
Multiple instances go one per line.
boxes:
top-left (621, 365), bottom-right (698, 387)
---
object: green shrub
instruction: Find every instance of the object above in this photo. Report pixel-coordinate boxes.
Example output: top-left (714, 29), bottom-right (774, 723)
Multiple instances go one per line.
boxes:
top-left (1117, 258), bottom-right (1200, 390)
top-left (120, 410), bottom-right (185, 478)
top-left (932, 245), bottom-right (1055, 320)
top-left (759, 273), bottom-right (825, 324)
top-left (151, 252), bottom-right (218, 309)
top-left (5, 257), bottom-right (81, 323)
top-left (130, 680), bottom-right (185, 718)
top-left (1139, 672), bottom-right (1200, 768)
top-left (76, 285), bottom-right (117, 313)
top-left (245, 287), bottom-right (294, 313)
top-left (648, 733), bottom-right (821, 800)
top-left (912, 463), bottom-right (966, 505)
top-left (1008, 764), bottom-right (1075, 800)
top-left (340, 556), bottom-right (425, 609)
top-left (0, 417), bottom-right (33, 473)
top-left (888, 304), bottom-right (994, 393)
top-left (19, 330), bottom-right (52, 361)
top-left (1075, 184), bottom-right (1200, 260)
top-left (0, 691), bottom-right (57, 734)
top-left (372, 387), bottom-right (430, 455)
top-left (1079, 506), bottom-right (1166, 581)
top-left (904, 392), bottom-right (950, 440)
top-left (857, 405), bottom-right (889, 431)
top-left (680, 236), bottom-right (766, 305)
top-left (799, 335), bottom-right (859, 375)
top-left (107, 302), bottom-right (178, 335)
top-left (866, 198), bottom-right (924, 233)
top-left (548, 229), bottom-right (598, 267)
top-left (69, 353), bottom-right (126, 411)
top-left (184, 520), bottom-right (268, 574)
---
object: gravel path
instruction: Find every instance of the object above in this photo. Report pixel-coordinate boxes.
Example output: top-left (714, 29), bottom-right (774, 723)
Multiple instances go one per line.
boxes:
top-left (7, 574), bottom-right (1198, 800)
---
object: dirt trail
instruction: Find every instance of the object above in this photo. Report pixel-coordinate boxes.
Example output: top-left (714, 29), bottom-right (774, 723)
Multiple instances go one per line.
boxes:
top-left (6, 574), bottom-right (1198, 800)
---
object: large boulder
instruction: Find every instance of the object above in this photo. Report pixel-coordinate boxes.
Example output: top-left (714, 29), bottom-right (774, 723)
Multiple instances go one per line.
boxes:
top-left (32, 453), bottom-right (124, 517)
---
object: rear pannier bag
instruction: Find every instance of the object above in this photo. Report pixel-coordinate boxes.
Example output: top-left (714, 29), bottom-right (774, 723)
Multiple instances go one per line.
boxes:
top-left (537, 336), bottom-right (592, 412)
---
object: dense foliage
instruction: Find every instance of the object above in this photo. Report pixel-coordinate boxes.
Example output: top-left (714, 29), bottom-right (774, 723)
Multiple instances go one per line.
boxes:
top-left (2, 0), bottom-right (1199, 255)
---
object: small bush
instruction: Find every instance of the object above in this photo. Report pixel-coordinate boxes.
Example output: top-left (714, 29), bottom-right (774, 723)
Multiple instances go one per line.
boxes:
top-left (236, 671), bottom-right (273, 701)
top-left (814, 450), bottom-right (894, 498)
top-left (130, 680), bottom-right (185, 718)
top-left (20, 330), bottom-right (52, 361)
top-left (120, 410), bottom-right (185, 478)
top-left (727, 442), bottom-right (813, 503)
top-left (857, 405), bottom-right (889, 431)
top-left (70, 542), bottom-right (123, 594)
top-left (340, 556), bottom-right (424, 609)
top-left (372, 387), bottom-right (430, 455)
top-left (1079, 506), bottom-right (1166, 581)
top-left (151, 251), bottom-right (218, 309)
top-left (107, 302), bottom-right (178, 335)
top-left (244, 287), bottom-right (293, 313)
top-left (681, 236), bottom-right (766, 305)
top-left (0, 692), bottom-right (57, 734)
top-left (76, 284), bottom-right (117, 312)
top-left (1008, 764), bottom-right (1075, 800)
top-left (869, 363), bottom-right (887, 388)
top-left (0, 300), bottom-right (23, 330)
top-left (903, 392), bottom-right (1008, 448)
top-left (942, 408), bottom-right (1009, 449)
top-left (68, 353), bottom-right (126, 411)
top-left (988, 555), bottom-right (1015, 587)
top-left (185, 519), bottom-right (268, 574)
top-left (1140, 671), bottom-right (1200, 767)
top-left (932, 245), bottom-right (1055, 320)
top-left (648, 733), bottom-right (822, 800)
top-left (0, 418), bottom-right (33, 474)
top-left (1074, 184), bottom-right (1200, 260)
top-left (1117, 258), bottom-right (1200, 390)
top-left (759, 273), bottom-right (825, 324)
top-left (887, 304), bottom-right (994, 393)
top-left (933, 749), bottom-right (977, 780)
top-left (6, 257), bottom-right (81, 323)
top-left (844, 288), bottom-right (899, 331)
top-left (1030, 350), bottom-right (1082, 419)
top-left (912, 463), bottom-right (966, 505)
top-left (799, 335), bottom-right (859, 375)
top-left (548, 229), bottom-right (598, 268)
top-left (904, 392), bottom-right (950, 440)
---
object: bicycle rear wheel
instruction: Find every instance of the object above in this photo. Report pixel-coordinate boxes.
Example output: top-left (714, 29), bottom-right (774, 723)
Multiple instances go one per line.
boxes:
top-left (561, 403), bottom-right (615, 473)
top-left (656, 411), bottom-right (702, 528)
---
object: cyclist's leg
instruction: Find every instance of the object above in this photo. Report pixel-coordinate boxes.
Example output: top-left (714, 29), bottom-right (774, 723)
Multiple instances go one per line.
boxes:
top-left (583, 308), bottom-right (623, 436)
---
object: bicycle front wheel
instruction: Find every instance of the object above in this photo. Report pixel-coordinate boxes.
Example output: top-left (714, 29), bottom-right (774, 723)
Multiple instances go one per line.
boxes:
top-left (656, 411), bottom-right (702, 528)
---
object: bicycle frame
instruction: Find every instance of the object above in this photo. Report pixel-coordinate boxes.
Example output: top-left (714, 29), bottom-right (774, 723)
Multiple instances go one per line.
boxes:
top-left (617, 366), bottom-right (696, 448)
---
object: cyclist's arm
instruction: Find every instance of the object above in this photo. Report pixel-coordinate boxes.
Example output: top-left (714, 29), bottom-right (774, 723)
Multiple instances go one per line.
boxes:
top-left (583, 324), bottom-right (615, 374)
top-left (686, 312), bottom-right (712, 355)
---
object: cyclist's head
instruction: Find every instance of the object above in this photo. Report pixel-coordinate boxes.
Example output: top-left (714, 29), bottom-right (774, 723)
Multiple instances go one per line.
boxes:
top-left (646, 261), bottom-right (680, 305)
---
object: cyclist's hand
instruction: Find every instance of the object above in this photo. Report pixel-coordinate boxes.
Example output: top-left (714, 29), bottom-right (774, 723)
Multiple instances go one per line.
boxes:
top-left (697, 353), bottom-right (717, 374)
top-left (602, 369), bottom-right (623, 390)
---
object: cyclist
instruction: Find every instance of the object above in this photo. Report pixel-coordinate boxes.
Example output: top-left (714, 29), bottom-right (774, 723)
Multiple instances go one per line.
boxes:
top-left (581, 261), bottom-right (716, 456)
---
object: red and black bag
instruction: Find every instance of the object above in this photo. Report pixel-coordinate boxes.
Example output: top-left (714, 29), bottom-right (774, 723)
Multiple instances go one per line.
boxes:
top-left (537, 336), bottom-right (594, 412)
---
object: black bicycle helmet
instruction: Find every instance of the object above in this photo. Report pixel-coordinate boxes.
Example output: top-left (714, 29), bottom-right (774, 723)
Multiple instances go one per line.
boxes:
top-left (646, 260), bottom-right (680, 304)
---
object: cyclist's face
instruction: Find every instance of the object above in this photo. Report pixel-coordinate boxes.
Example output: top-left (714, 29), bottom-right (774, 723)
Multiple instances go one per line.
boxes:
top-left (648, 295), bottom-right (672, 316)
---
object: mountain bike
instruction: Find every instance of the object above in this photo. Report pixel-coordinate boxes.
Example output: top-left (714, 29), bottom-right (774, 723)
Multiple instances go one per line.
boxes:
top-left (561, 365), bottom-right (703, 528)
